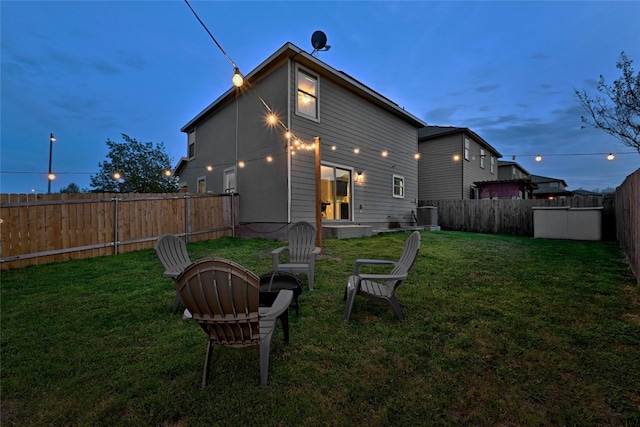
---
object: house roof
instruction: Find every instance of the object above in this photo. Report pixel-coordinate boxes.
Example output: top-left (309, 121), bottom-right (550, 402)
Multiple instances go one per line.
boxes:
top-left (181, 42), bottom-right (427, 132)
top-left (498, 160), bottom-right (531, 176)
top-left (474, 178), bottom-right (538, 189)
top-left (417, 125), bottom-right (502, 157)
top-left (530, 174), bottom-right (568, 187)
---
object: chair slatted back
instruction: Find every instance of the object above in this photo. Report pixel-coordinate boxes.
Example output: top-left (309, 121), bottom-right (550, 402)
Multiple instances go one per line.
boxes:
top-left (176, 258), bottom-right (261, 348)
top-left (386, 231), bottom-right (421, 290)
top-left (288, 221), bottom-right (317, 263)
top-left (154, 235), bottom-right (192, 278)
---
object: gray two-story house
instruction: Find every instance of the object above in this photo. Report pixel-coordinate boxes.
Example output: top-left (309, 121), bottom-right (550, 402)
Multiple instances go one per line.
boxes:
top-left (417, 126), bottom-right (502, 200)
top-left (176, 42), bottom-right (426, 239)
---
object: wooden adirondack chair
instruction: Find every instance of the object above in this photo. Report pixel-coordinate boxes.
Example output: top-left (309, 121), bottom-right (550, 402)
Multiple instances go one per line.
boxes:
top-left (154, 234), bottom-right (192, 314)
top-left (271, 221), bottom-right (321, 290)
top-left (175, 257), bottom-right (293, 387)
top-left (344, 231), bottom-right (421, 321)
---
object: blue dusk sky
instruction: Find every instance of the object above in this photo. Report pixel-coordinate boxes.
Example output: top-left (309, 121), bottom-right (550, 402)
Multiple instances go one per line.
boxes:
top-left (1, 0), bottom-right (638, 194)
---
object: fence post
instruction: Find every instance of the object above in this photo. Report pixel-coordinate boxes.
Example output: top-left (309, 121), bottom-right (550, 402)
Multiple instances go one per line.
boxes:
top-left (113, 196), bottom-right (119, 254)
top-left (184, 194), bottom-right (191, 243)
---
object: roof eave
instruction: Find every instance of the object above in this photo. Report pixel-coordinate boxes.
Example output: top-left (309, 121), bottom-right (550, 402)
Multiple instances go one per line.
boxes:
top-left (181, 42), bottom-right (427, 132)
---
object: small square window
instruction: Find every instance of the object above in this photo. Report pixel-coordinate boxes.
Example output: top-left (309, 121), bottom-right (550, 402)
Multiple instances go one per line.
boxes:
top-left (393, 175), bottom-right (404, 198)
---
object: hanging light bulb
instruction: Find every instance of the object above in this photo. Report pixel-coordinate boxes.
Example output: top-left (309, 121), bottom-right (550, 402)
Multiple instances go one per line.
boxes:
top-left (381, 150), bottom-right (388, 158)
top-left (267, 113), bottom-right (277, 125)
top-left (232, 67), bottom-right (244, 87)
top-left (353, 148), bottom-right (360, 154)
top-left (607, 153), bottom-right (615, 161)
top-left (238, 161), bottom-right (246, 168)
top-left (453, 154), bottom-right (461, 162)
top-left (414, 153), bottom-right (421, 160)
top-left (535, 154), bottom-right (542, 162)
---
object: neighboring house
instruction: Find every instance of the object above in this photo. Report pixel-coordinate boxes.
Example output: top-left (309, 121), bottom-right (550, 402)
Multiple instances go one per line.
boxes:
top-left (530, 174), bottom-right (572, 199)
top-left (417, 126), bottom-right (502, 200)
top-left (473, 179), bottom-right (538, 199)
top-left (471, 159), bottom-right (536, 199)
top-left (498, 160), bottom-right (530, 181)
top-left (175, 42), bottom-right (426, 239)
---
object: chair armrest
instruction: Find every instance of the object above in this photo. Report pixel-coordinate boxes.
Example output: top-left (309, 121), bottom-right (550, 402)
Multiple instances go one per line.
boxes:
top-left (271, 246), bottom-right (289, 265)
top-left (261, 289), bottom-right (293, 320)
top-left (353, 259), bottom-right (397, 275)
top-left (358, 269), bottom-right (408, 282)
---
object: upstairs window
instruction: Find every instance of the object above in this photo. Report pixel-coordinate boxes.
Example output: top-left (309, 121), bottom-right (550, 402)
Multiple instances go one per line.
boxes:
top-left (296, 68), bottom-right (319, 120)
top-left (188, 129), bottom-right (196, 159)
top-left (393, 174), bottom-right (405, 198)
top-left (490, 156), bottom-right (495, 174)
top-left (480, 149), bottom-right (485, 169)
top-left (464, 138), bottom-right (470, 161)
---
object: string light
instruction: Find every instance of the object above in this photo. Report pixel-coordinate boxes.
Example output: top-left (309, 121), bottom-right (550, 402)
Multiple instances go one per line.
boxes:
top-left (607, 153), bottom-right (615, 161)
top-left (232, 67), bottom-right (244, 87)
top-left (266, 155), bottom-right (273, 163)
top-left (353, 148), bottom-right (360, 154)
top-left (535, 154), bottom-right (542, 162)
top-left (206, 165), bottom-right (213, 171)
top-left (381, 150), bottom-right (388, 158)
top-left (414, 153), bottom-right (421, 160)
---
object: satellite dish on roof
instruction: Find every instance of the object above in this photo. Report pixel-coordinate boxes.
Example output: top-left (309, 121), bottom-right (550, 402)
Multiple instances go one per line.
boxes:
top-left (311, 31), bottom-right (327, 50)
top-left (311, 31), bottom-right (331, 56)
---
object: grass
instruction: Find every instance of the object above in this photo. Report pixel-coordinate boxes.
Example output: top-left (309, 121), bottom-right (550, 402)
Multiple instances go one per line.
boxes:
top-left (1, 231), bottom-right (639, 426)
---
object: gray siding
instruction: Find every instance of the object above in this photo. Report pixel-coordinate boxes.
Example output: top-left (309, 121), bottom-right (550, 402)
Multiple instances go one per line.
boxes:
top-left (418, 135), bottom-right (463, 200)
top-left (289, 63), bottom-right (419, 228)
top-left (179, 63), bottom-right (290, 223)
top-left (462, 134), bottom-right (498, 199)
top-left (419, 132), bottom-right (499, 200)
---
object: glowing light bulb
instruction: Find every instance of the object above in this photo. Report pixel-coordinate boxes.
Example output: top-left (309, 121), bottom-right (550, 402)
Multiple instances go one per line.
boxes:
top-left (381, 150), bottom-right (388, 158)
top-left (238, 161), bottom-right (246, 168)
top-left (302, 94), bottom-right (311, 104)
top-left (267, 113), bottom-right (277, 125)
top-left (414, 153), bottom-right (421, 160)
top-left (535, 154), bottom-right (542, 162)
top-left (232, 67), bottom-right (244, 87)
top-left (607, 153), bottom-right (615, 161)
top-left (206, 165), bottom-right (213, 171)
top-left (453, 154), bottom-right (461, 162)
top-left (266, 155), bottom-right (273, 163)
top-left (113, 172), bottom-right (121, 180)
top-left (353, 148), bottom-right (360, 154)
top-left (47, 173), bottom-right (56, 181)
top-left (164, 170), bottom-right (172, 177)
top-left (331, 145), bottom-right (337, 151)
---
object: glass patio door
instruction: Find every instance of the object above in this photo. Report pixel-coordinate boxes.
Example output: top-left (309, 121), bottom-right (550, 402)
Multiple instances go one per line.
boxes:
top-left (321, 165), bottom-right (351, 220)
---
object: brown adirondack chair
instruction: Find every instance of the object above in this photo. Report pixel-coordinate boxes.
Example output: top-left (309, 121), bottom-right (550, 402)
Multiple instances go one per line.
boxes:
top-left (154, 234), bottom-right (192, 314)
top-left (344, 231), bottom-right (421, 321)
top-left (175, 257), bottom-right (293, 387)
top-left (271, 221), bottom-right (321, 290)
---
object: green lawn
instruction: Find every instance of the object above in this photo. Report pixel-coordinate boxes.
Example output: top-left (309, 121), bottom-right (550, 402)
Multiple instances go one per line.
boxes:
top-left (2, 231), bottom-right (639, 426)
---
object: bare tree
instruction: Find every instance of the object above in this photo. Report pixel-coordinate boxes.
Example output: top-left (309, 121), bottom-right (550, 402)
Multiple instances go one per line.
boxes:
top-left (575, 51), bottom-right (640, 153)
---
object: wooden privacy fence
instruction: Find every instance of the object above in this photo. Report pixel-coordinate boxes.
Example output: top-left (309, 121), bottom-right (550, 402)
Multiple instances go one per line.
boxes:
top-left (0, 192), bottom-right (239, 270)
top-left (419, 196), bottom-right (615, 239)
top-left (615, 168), bottom-right (640, 283)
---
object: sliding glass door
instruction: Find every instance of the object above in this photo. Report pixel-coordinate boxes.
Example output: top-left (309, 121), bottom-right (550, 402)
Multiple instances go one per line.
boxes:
top-left (321, 165), bottom-right (351, 220)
